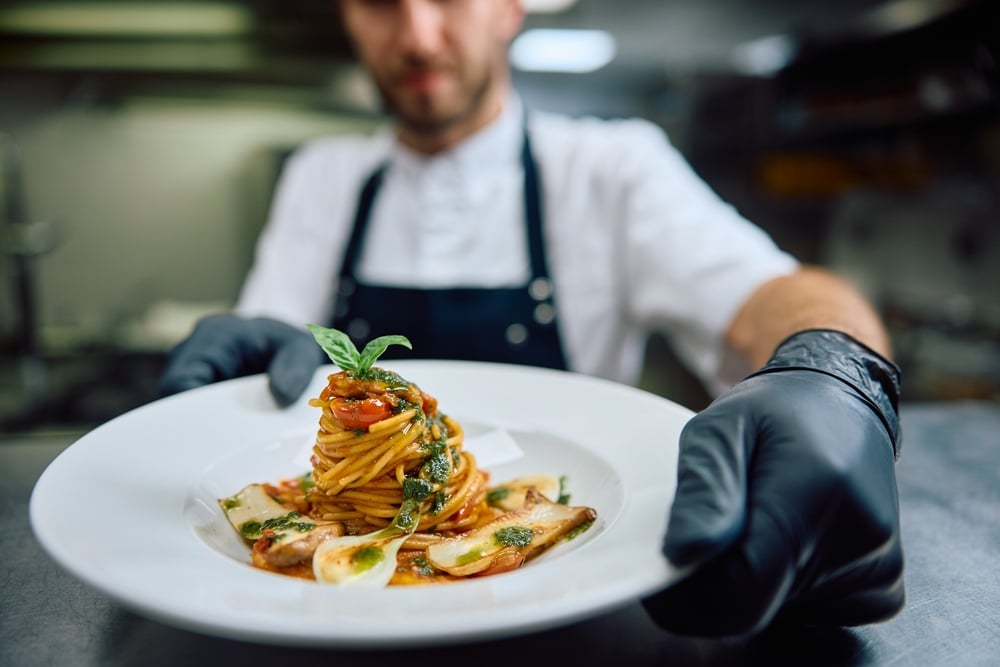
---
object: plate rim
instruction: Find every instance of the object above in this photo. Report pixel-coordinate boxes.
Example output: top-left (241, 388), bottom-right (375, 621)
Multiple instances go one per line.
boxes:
top-left (29, 360), bottom-right (693, 648)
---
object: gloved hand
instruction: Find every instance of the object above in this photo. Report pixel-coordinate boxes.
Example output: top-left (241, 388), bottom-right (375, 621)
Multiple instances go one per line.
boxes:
top-left (158, 314), bottom-right (327, 407)
top-left (642, 329), bottom-right (904, 636)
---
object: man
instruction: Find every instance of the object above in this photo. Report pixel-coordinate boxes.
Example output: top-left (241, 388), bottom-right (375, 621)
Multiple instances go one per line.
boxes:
top-left (160, 0), bottom-right (904, 636)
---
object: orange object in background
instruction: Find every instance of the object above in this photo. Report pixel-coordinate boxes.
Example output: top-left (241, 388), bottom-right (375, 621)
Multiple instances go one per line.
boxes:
top-left (756, 151), bottom-right (932, 198)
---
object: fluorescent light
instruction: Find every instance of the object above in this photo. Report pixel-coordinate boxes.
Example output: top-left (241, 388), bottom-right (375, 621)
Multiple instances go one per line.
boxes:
top-left (0, 3), bottom-right (253, 38)
top-left (865, 0), bottom-right (949, 33)
top-left (521, 0), bottom-right (579, 13)
top-left (730, 34), bottom-right (796, 77)
top-left (510, 29), bottom-right (616, 73)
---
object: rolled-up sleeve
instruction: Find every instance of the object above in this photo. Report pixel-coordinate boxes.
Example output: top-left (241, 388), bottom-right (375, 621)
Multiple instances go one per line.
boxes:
top-left (618, 121), bottom-right (798, 389)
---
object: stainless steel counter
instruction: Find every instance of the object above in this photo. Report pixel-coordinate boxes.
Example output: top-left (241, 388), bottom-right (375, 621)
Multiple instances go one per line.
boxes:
top-left (3, 402), bottom-right (999, 666)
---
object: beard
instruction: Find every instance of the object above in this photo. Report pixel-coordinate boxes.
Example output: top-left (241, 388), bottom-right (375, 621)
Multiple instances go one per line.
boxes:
top-left (373, 57), bottom-right (497, 138)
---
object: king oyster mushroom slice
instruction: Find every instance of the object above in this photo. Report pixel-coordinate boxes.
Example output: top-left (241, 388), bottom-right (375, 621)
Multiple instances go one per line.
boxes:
top-left (312, 525), bottom-right (413, 587)
top-left (486, 474), bottom-right (562, 511)
top-left (220, 483), bottom-right (343, 567)
top-left (428, 490), bottom-right (596, 577)
top-left (312, 498), bottom-right (421, 587)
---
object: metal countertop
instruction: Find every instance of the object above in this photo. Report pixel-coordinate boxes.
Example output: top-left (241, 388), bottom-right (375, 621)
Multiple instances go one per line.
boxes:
top-left (2, 401), bottom-right (998, 666)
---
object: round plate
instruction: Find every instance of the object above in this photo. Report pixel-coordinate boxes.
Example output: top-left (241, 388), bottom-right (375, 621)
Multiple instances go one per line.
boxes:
top-left (30, 360), bottom-right (692, 647)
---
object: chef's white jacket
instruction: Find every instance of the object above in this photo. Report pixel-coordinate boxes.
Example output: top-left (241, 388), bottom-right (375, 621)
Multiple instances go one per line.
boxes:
top-left (237, 95), bottom-right (798, 392)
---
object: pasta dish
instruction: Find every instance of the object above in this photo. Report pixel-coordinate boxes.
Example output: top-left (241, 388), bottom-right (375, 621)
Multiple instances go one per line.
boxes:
top-left (219, 327), bottom-right (596, 587)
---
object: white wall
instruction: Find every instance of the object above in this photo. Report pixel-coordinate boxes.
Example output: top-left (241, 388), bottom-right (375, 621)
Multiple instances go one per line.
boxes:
top-left (1, 81), bottom-right (377, 351)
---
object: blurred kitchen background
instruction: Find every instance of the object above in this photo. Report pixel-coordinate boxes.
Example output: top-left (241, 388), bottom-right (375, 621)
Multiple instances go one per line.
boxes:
top-left (1, 0), bottom-right (998, 436)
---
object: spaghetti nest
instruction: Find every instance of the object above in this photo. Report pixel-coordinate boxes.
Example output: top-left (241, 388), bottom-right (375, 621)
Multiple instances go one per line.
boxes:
top-left (306, 367), bottom-right (489, 541)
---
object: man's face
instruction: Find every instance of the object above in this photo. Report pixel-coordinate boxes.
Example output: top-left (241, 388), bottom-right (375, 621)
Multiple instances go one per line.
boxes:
top-left (340, 0), bottom-right (523, 136)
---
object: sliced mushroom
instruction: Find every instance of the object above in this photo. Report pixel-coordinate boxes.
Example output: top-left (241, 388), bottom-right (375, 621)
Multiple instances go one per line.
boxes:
top-left (312, 523), bottom-right (412, 586)
top-left (427, 490), bottom-right (595, 577)
top-left (485, 474), bottom-right (562, 510)
top-left (312, 498), bottom-right (421, 586)
top-left (220, 484), bottom-right (343, 568)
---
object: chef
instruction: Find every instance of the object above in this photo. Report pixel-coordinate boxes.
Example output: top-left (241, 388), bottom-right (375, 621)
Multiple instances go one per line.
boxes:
top-left (160, 0), bottom-right (904, 636)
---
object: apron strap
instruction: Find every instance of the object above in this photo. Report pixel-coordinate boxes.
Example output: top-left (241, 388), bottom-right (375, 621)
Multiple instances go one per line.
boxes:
top-left (340, 164), bottom-right (386, 280)
top-left (337, 124), bottom-right (548, 286)
top-left (521, 129), bottom-right (550, 283)
top-left (331, 117), bottom-right (568, 370)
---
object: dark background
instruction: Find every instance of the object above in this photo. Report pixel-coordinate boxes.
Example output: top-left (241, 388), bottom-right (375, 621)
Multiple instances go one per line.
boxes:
top-left (1, 0), bottom-right (998, 435)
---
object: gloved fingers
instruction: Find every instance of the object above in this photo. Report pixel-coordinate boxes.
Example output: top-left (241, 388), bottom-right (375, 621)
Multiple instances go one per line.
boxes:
top-left (268, 337), bottom-right (326, 407)
top-left (158, 355), bottom-right (219, 397)
top-left (157, 315), bottom-right (262, 398)
top-left (780, 580), bottom-right (905, 628)
top-left (159, 342), bottom-right (251, 397)
top-left (643, 502), bottom-right (797, 637)
top-left (778, 532), bottom-right (905, 627)
top-left (663, 404), bottom-right (752, 567)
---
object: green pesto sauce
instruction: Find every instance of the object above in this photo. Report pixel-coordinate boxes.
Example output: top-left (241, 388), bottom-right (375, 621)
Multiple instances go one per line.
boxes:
top-left (239, 521), bottom-right (262, 540)
top-left (239, 512), bottom-right (314, 540)
top-left (422, 451), bottom-right (451, 484)
top-left (402, 477), bottom-right (433, 501)
top-left (353, 367), bottom-right (409, 389)
top-left (429, 491), bottom-right (447, 516)
top-left (485, 488), bottom-right (511, 507)
top-left (455, 545), bottom-right (492, 566)
top-left (411, 555), bottom-right (435, 577)
top-left (393, 499), bottom-right (420, 532)
top-left (557, 475), bottom-right (571, 505)
top-left (420, 425), bottom-right (448, 455)
top-left (299, 472), bottom-right (315, 492)
top-left (394, 398), bottom-right (423, 420)
top-left (353, 546), bottom-right (384, 573)
top-left (494, 525), bottom-right (534, 549)
top-left (563, 520), bottom-right (594, 542)
top-left (222, 497), bottom-right (240, 510)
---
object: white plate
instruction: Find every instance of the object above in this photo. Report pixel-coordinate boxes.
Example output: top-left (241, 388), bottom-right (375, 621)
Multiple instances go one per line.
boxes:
top-left (30, 360), bottom-right (693, 648)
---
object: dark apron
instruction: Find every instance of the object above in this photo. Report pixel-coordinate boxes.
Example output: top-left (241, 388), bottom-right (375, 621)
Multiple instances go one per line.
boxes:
top-left (330, 129), bottom-right (567, 370)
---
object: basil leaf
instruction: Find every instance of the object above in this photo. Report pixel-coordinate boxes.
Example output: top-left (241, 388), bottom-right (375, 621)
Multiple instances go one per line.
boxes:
top-left (306, 325), bottom-right (411, 374)
top-left (358, 335), bottom-right (412, 371)
top-left (306, 324), bottom-right (361, 372)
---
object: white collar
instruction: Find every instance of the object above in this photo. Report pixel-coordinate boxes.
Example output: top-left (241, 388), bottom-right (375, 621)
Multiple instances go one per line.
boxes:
top-left (387, 92), bottom-right (524, 184)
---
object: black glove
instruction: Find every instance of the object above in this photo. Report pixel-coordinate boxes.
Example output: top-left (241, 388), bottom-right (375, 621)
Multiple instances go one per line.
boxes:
top-left (643, 329), bottom-right (904, 636)
top-left (158, 314), bottom-right (327, 407)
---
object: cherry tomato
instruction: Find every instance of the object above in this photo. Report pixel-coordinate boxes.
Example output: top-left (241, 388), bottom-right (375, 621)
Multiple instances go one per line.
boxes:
top-left (329, 397), bottom-right (393, 430)
top-left (422, 392), bottom-right (438, 416)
